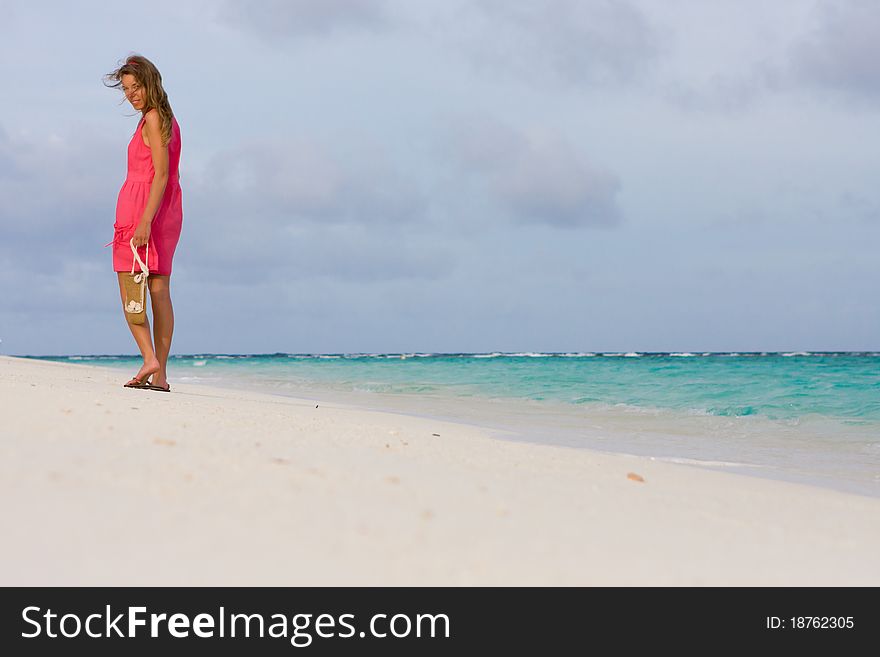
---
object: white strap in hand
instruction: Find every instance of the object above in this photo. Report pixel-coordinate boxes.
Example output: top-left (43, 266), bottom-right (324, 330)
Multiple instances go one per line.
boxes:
top-left (129, 238), bottom-right (149, 279)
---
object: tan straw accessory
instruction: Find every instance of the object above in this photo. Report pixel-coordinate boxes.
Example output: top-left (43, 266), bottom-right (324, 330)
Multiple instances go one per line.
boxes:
top-left (122, 238), bottom-right (149, 325)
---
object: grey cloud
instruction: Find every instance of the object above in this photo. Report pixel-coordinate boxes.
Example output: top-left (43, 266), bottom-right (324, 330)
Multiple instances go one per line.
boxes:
top-left (0, 2), bottom-right (20, 35)
top-left (0, 120), bottom-right (121, 321)
top-left (655, 1), bottom-right (880, 113)
top-left (184, 223), bottom-right (453, 288)
top-left (461, 0), bottom-right (661, 86)
top-left (789, 0), bottom-right (880, 100)
top-left (659, 66), bottom-right (779, 114)
top-left (0, 121), bottom-right (119, 251)
top-left (0, 258), bottom-right (112, 316)
top-left (213, 0), bottom-right (391, 38)
top-left (174, 137), bottom-right (442, 282)
top-left (838, 191), bottom-right (880, 224)
top-left (446, 116), bottom-right (621, 229)
top-left (192, 138), bottom-right (423, 226)
top-left (176, 212), bottom-right (453, 286)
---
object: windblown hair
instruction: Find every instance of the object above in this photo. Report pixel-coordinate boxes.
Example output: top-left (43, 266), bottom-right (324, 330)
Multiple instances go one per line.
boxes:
top-left (103, 54), bottom-right (174, 146)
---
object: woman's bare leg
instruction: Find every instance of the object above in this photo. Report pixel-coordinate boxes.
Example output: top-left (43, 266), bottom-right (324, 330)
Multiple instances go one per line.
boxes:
top-left (147, 274), bottom-right (174, 388)
top-left (117, 272), bottom-right (160, 383)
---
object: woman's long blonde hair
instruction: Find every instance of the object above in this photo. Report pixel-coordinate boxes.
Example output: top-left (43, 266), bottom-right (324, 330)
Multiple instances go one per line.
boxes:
top-left (104, 54), bottom-right (174, 146)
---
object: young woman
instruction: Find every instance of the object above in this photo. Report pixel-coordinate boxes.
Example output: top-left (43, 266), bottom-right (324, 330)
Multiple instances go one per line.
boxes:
top-left (104, 55), bottom-right (183, 392)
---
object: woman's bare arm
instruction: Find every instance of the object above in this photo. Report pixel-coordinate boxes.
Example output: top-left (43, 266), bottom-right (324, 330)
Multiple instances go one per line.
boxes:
top-left (132, 109), bottom-right (169, 247)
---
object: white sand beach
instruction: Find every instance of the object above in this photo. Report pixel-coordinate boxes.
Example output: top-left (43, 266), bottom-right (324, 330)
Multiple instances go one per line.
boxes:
top-left (1, 355), bottom-right (879, 586)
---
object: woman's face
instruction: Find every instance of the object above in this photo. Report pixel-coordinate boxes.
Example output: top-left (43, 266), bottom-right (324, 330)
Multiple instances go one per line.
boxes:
top-left (121, 73), bottom-right (145, 111)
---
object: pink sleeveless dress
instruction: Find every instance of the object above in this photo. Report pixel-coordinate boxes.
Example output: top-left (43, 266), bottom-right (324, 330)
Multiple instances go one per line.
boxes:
top-left (106, 113), bottom-right (183, 275)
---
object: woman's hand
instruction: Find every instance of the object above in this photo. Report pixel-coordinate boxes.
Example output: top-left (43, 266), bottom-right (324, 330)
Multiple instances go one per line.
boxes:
top-left (132, 220), bottom-right (151, 247)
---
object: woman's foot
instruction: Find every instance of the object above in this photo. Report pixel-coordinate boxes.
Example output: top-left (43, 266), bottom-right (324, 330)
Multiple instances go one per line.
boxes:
top-left (147, 372), bottom-right (170, 392)
top-left (124, 358), bottom-right (160, 388)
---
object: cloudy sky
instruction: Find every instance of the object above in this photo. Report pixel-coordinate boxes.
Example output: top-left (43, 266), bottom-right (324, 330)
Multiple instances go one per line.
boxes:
top-left (1, 0), bottom-right (878, 355)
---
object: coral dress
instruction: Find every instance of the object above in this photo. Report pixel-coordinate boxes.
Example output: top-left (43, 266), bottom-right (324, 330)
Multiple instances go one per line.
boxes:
top-left (107, 113), bottom-right (183, 275)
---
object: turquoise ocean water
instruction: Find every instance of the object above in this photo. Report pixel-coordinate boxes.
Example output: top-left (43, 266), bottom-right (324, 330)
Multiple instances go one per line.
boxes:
top-left (32, 352), bottom-right (880, 497)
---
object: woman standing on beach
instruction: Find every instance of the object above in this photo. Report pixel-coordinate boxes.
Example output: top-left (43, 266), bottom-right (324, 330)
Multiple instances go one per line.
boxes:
top-left (104, 55), bottom-right (182, 392)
